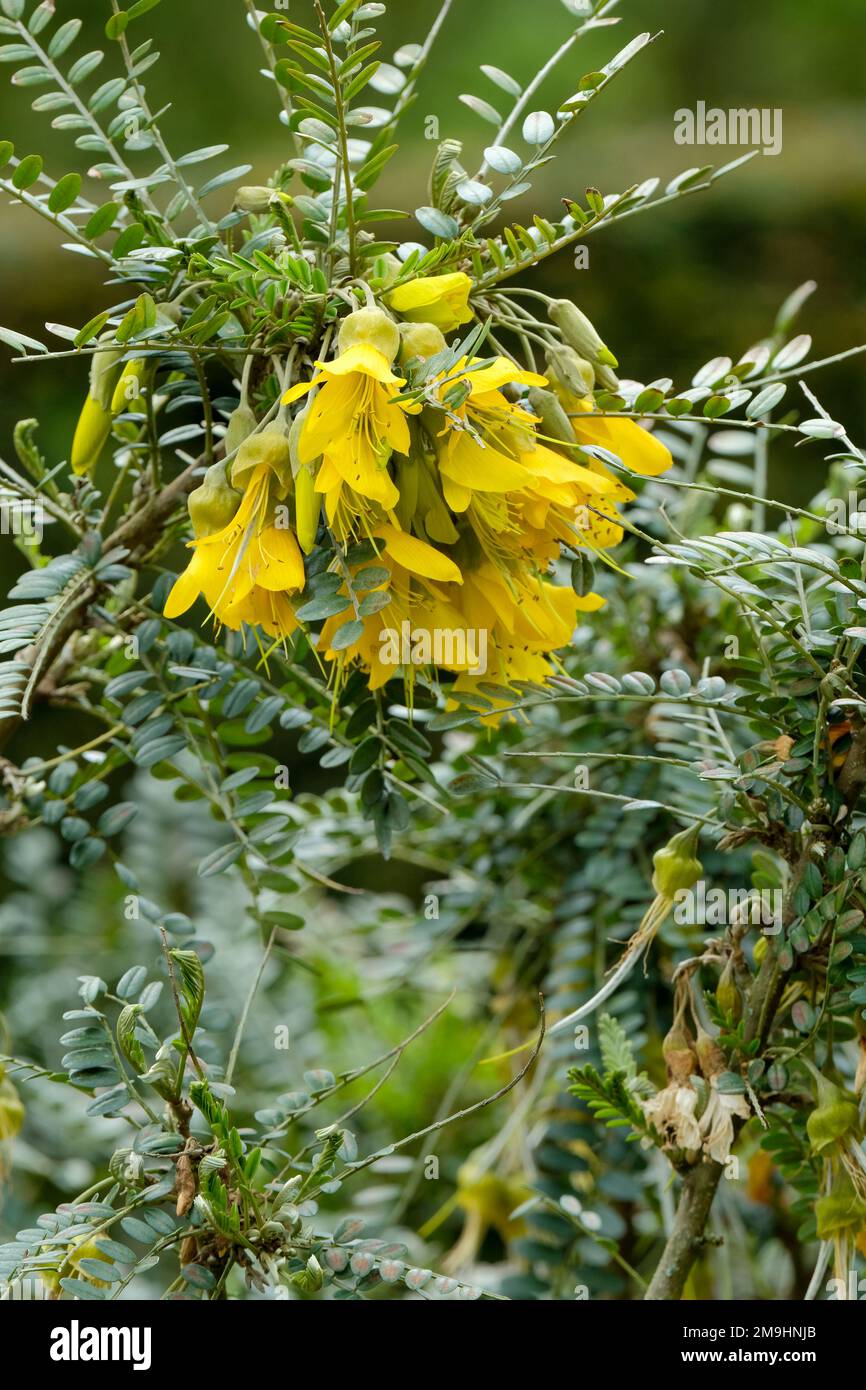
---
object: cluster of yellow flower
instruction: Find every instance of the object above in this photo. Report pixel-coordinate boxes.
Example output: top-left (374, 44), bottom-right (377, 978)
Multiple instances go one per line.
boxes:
top-left (165, 272), bottom-right (673, 712)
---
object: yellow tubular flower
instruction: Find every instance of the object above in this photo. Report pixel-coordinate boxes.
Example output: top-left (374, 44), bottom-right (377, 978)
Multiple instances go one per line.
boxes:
top-left (317, 525), bottom-right (463, 690)
top-left (283, 343), bottom-right (417, 526)
top-left (386, 271), bottom-right (473, 333)
top-left (165, 434), bottom-right (305, 641)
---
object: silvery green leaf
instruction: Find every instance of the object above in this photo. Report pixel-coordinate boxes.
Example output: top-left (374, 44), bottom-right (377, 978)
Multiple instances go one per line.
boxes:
top-left (415, 205), bottom-right (458, 237)
top-left (746, 383), bottom-right (786, 418)
top-left (666, 165), bottom-right (712, 194)
top-left (774, 278), bottom-right (816, 333)
top-left (455, 177), bottom-right (492, 205)
top-left (522, 110), bottom-right (555, 145)
top-left (347, 105), bottom-right (390, 128)
top-left (499, 181), bottom-right (532, 200)
top-left (484, 144), bottom-right (522, 175)
top-left (68, 51), bottom-right (104, 85)
top-left (48, 18), bottom-right (82, 58)
top-left (177, 144), bottom-right (230, 166)
top-left (369, 62), bottom-right (405, 94)
top-left (394, 43), bottom-right (422, 67)
top-left (660, 668), bottom-right (692, 696)
top-left (692, 356), bottom-right (732, 389)
top-left (0, 325), bottom-right (47, 354)
top-left (771, 333), bottom-right (811, 370)
top-left (708, 429), bottom-right (754, 456)
top-left (480, 64), bottom-right (521, 97)
top-left (607, 32), bottom-right (652, 72)
top-left (738, 344), bottom-right (771, 377)
top-left (459, 93), bottom-right (501, 126)
top-left (28, 1), bottom-right (54, 34)
top-left (798, 418), bottom-right (844, 439)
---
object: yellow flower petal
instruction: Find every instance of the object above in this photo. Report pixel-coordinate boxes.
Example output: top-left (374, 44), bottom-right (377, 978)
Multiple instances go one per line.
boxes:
top-left (375, 522), bottom-right (463, 583)
top-left (386, 272), bottom-right (473, 333)
top-left (317, 342), bottom-right (405, 385)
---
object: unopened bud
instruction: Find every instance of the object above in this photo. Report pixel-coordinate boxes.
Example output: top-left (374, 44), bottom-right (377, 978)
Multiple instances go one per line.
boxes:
top-left (398, 320), bottom-right (446, 362)
top-left (651, 825), bottom-right (703, 899)
top-left (188, 462), bottom-right (243, 538)
top-left (338, 305), bottom-right (400, 362)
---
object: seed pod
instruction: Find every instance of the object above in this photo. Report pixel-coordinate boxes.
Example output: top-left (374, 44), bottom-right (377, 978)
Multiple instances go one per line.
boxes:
top-left (224, 403), bottom-right (258, 457)
top-left (338, 305), bottom-right (400, 362)
top-left (753, 934), bottom-right (769, 965)
top-left (527, 385), bottom-right (575, 446)
top-left (651, 824), bottom-right (703, 898)
top-left (398, 320), bottom-right (446, 363)
top-left (188, 462), bottom-right (243, 539)
top-left (231, 425), bottom-right (293, 493)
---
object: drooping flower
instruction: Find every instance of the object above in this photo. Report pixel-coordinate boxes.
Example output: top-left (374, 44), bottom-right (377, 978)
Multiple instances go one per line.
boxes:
top-left (386, 271), bottom-right (473, 333)
top-left (165, 430), bottom-right (304, 641)
top-left (317, 522), bottom-right (463, 690)
top-left (283, 312), bottom-right (419, 535)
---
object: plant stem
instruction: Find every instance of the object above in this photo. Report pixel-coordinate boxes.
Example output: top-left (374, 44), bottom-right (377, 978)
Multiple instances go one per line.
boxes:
top-left (644, 1160), bottom-right (724, 1299)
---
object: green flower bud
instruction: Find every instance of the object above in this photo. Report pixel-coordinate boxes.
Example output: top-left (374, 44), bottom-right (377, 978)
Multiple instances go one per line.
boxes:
top-left (235, 185), bottom-right (275, 213)
top-left (527, 385), bottom-right (575, 446)
top-left (338, 305), bottom-right (400, 361)
top-left (224, 403), bottom-right (258, 457)
top-left (188, 463), bottom-right (242, 538)
top-left (398, 320), bottom-right (447, 362)
top-left (651, 824), bottom-right (703, 899)
top-left (716, 958), bottom-right (742, 1021)
top-left (231, 425), bottom-right (293, 493)
top-left (546, 345), bottom-right (596, 399)
top-left (549, 299), bottom-right (619, 369)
